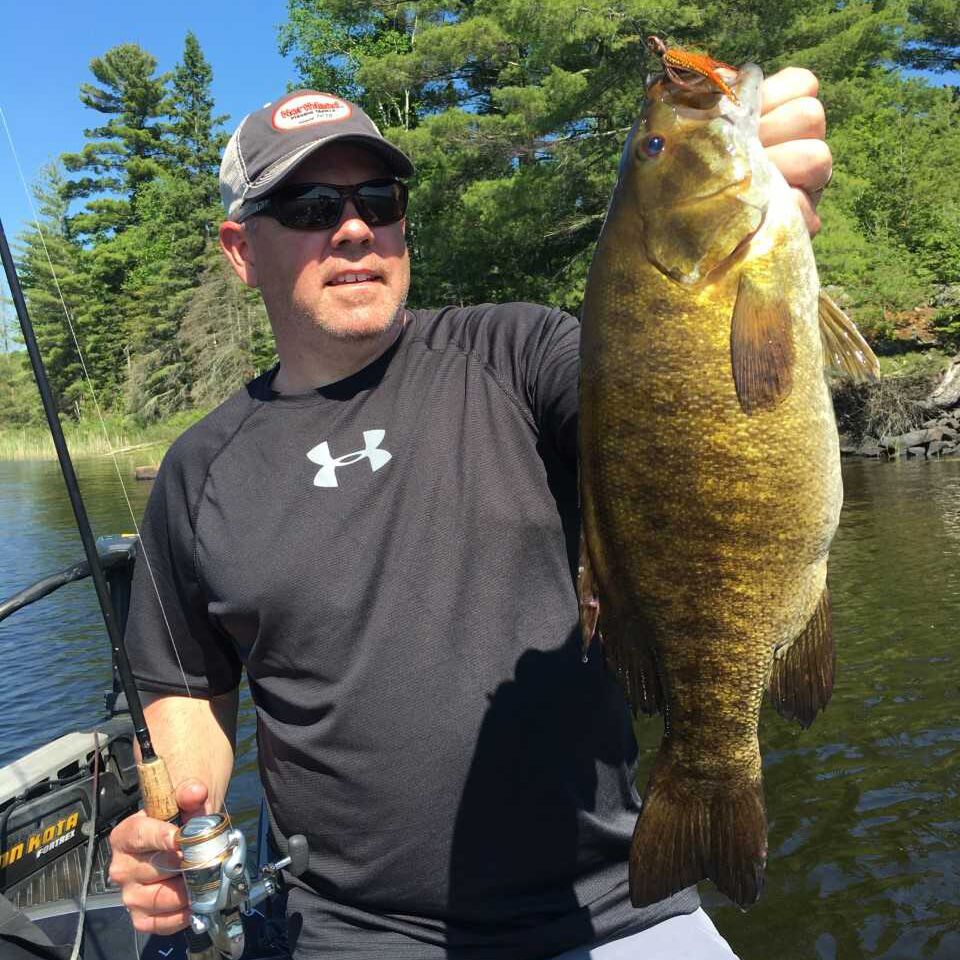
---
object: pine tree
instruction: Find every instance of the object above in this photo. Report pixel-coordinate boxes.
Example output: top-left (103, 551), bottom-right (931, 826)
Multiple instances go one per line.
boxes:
top-left (166, 31), bottom-right (230, 221)
top-left (55, 44), bottom-right (172, 408)
top-left (903, 0), bottom-right (960, 71)
top-left (61, 44), bottom-right (171, 240)
top-left (124, 33), bottom-right (231, 419)
top-left (16, 163), bottom-right (89, 418)
top-left (178, 245), bottom-right (274, 409)
top-left (0, 291), bottom-right (37, 427)
top-left (0, 290), bottom-right (18, 353)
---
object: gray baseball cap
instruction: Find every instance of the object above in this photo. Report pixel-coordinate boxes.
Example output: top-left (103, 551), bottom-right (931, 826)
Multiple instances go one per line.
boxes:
top-left (219, 90), bottom-right (415, 221)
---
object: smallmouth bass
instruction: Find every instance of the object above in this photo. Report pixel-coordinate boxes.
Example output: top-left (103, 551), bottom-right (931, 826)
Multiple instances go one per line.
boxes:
top-left (577, 62), bottom-right (878, 909)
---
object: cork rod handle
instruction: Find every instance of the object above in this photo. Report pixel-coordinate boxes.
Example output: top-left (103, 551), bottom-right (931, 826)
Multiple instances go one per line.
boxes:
top-left (138, 755), bottom-right (180, 822)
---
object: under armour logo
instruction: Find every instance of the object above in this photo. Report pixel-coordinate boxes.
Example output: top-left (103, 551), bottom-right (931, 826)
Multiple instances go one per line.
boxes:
top-left (306, 430), bottom-right (392, 488)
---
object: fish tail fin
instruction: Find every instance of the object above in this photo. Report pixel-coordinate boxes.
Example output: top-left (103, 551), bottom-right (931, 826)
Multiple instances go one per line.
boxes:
top-left (769, 587), bottom-right (834, 729)
top-left (629, 753), bottom-right (767, 909)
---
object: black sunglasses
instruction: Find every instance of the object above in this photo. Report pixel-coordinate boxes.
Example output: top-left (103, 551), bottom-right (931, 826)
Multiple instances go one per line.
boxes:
top-left (240, 178), bottom-right (408, 230)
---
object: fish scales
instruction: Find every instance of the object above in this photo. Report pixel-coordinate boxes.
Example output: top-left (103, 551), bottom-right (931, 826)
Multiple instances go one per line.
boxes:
top-left (578, 61), bottom-right (876, 909)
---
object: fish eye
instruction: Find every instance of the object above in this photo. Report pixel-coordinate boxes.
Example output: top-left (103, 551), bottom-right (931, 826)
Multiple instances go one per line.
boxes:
top-left (638, 134), bottom-right (666, 159)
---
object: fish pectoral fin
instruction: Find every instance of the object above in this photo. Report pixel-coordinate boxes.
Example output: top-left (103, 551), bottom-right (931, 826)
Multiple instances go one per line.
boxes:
top-left (730, 271), bottom-right (796, 414)
top-left (818, 289), bottom-right (881, 383)
top-left (601, 618), bottom-right (663, 717)
top-left (577, 535), bottom-right (602, 658)
top-left (768, 587), bottom-right (835, 729)
top-left (577, 536), bottom-right (662, 714)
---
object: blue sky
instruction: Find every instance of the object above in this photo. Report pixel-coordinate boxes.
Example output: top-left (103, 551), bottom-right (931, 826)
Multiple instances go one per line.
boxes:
top-left (0, 0), bottom-right (299, 250)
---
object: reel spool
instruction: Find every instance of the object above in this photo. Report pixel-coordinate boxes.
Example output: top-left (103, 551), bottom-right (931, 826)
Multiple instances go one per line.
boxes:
top-left (175, 813), bottom-right (243, 916)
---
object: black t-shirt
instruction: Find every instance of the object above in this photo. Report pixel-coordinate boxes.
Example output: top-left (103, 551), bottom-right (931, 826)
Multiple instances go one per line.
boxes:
top-left (124, 303), bottom-right (698, 958)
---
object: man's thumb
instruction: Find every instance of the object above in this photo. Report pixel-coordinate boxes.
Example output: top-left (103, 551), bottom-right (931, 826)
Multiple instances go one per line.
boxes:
top-left (175, 778), bottom-right (210, 822)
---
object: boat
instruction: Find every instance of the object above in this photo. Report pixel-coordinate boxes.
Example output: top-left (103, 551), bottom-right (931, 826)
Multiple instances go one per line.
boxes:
top-left (0, 535), bottom-right (293, 959)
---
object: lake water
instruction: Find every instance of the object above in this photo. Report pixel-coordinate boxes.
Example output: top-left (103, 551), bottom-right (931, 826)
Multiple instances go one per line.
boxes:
top-left (0, 455), bottom-right (957, 959)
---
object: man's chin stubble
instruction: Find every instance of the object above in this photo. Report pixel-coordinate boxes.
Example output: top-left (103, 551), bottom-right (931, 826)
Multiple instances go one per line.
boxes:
top-left (302, 298), bottom-right (407, 343)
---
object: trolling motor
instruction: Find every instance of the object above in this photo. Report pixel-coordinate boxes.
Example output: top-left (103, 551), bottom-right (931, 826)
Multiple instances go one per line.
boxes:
top-left (171, 813), bottom-right (309, 959)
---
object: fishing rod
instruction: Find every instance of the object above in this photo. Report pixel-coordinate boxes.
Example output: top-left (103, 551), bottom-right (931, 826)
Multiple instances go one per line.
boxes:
top-left (0, 213), bottom-right (307, 959)
top-left (0, 214), bottom-right (229, 960)
top-left (0, 215), bottom-right (179, 822)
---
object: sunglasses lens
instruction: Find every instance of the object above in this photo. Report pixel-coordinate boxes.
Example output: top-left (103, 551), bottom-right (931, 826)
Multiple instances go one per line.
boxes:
top-left (355, 181), bottom-right (407, 225)
top-left (273, 187), bottom-right (343, 229)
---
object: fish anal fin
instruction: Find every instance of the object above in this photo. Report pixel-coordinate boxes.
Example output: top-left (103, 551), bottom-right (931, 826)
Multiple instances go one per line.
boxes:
top-left (818, 289), bottom-right (881, 383)
top-left (730, 272), bottom-right (795, 415)
top-left (768, 587), bottom-right (835, 729)
top-left (629, 752), bottom-right (767, 909)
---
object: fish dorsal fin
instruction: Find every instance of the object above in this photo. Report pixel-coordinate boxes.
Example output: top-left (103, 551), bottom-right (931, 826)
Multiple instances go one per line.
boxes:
top-left (730, 272), bottom-right (795, 414)
top-left (818, 290), bottom-right (881, 383)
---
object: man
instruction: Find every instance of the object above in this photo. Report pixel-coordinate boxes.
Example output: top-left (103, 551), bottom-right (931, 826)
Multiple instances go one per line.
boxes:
top-left (110, 75), bottom-right (833, 959)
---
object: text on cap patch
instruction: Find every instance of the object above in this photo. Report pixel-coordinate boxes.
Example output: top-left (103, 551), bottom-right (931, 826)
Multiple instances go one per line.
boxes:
top-left (272, 93), bottom-right (352, 131)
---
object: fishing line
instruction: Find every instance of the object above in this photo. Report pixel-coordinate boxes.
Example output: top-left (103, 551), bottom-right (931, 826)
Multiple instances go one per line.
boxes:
top-left (0, 108), bottom-right (236, 819)
top-left (0, 106), bottom-right (197, 706)
top-left (69, 731), bottom-right (100, 960)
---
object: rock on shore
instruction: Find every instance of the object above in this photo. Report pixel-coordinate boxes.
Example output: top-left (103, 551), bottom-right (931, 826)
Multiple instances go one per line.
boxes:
top-left (840, 415), bottom-right (960, 460)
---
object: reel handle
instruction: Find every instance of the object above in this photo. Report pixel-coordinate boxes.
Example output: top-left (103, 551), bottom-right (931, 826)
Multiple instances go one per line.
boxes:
top-left (287, 834), bottom-right (309, 877)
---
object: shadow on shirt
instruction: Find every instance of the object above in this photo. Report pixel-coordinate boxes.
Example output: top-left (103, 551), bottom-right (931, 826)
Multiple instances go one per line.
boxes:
top-left (444, 630), bottom-right (638, 959)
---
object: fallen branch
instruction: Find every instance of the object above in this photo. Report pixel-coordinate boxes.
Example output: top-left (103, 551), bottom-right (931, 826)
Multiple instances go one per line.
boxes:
top-left (100, 440), bottom-right (165, 457)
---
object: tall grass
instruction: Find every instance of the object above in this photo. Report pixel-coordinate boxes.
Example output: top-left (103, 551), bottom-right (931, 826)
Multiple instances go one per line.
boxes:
top-left (0, 410), bottom-right (209, 461)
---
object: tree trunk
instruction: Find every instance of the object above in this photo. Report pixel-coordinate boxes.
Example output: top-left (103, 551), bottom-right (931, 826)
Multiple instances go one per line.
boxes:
top-left (926, 354), bottom-right (960, 409)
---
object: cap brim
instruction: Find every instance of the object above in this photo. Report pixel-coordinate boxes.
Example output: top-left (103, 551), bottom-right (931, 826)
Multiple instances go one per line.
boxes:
top-left (243, 133), bottom-right (414, 207)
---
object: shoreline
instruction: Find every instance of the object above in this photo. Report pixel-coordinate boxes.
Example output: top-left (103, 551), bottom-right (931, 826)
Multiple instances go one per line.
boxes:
top-left (0, 411), bottom-right (207, 462)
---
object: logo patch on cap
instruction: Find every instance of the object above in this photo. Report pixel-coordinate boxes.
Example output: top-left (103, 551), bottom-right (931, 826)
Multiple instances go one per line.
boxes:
top-left (272, 93), bottom-right (352, 131)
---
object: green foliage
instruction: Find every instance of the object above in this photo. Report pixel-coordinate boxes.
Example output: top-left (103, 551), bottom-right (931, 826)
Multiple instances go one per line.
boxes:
top-left (877, 347), bottom-right (953, 377)
top-left (0, 408), bottom-right (212, 460)
top-left (903, 0), bottom-right (960, 71)
top-left (167, 32), bottom-right (230, 190)
top-left (0, 352), bottom-right (42, 427)
top-left (61, 44), bottom-right (170, 240)
top-left (6, 33), bottom-right (255, 433)
top-left (122, 34), bottom-right (232, 420)
top-left (279, 0), bottom-right (957, 318)
top-left (16, 163), bottom-right (90, 416)
top-left (932, 303), bottom-right (960, 349)
top-left (7, 1), bottom-right (960, 444)
top-left (814, 73), bottom-right (960, 342)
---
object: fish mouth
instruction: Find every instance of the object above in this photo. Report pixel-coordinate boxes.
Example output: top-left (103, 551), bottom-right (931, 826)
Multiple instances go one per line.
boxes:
top-left (649, 75), bottom-right (729, 114)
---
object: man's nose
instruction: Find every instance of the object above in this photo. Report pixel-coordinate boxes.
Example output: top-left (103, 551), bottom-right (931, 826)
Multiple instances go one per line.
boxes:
top-left (331, 199), bottom-right (374, 246)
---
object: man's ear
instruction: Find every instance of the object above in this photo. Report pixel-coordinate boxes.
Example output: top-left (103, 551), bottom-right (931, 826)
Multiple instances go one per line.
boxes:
top-left (219, 220), bottom-right (259, 288)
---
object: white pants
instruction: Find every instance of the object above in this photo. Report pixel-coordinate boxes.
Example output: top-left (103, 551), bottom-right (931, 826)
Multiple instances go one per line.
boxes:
top-left (551, 909), bottom-right (740, 960)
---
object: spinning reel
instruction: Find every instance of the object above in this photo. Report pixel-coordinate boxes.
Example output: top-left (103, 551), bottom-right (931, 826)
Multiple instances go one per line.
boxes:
top-left (171, 813), bottom-right (309, 959)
